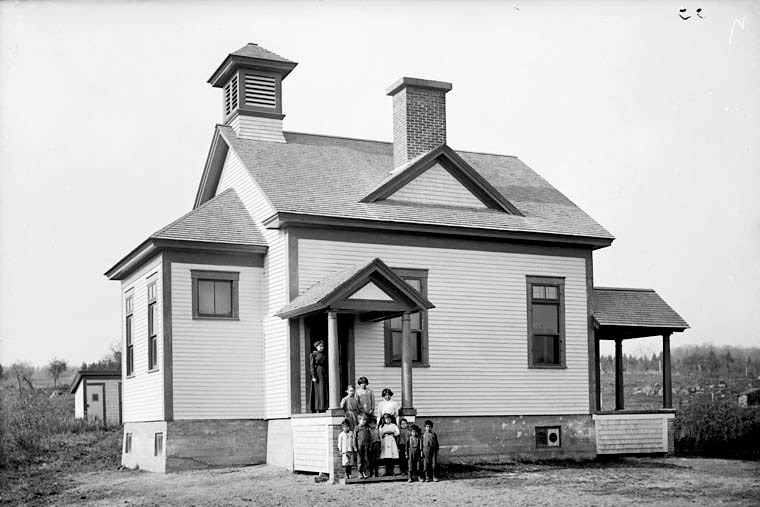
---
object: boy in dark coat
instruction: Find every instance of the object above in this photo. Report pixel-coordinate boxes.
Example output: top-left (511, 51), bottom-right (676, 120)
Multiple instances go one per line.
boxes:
top-left (422, 419), bottom-right (440, 482)
top-left (353, 413), bottom-right (372, 479)
top-left (406, 423), bottom-right (423, 482)
top-left (397, 417), bottom-right (410, 475)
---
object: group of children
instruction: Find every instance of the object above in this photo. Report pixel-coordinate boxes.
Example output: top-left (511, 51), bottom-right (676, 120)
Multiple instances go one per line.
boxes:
top-left (336, 377), bottom-right (440, 482)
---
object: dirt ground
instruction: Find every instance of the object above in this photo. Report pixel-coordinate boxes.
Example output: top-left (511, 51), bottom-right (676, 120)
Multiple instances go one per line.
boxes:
top-left (14, 457), bottom-right (757, 507)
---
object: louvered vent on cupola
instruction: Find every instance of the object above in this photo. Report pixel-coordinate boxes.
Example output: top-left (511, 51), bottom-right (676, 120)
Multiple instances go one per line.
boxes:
top-left (223, 74), bottom-right (239, 116)
top-left (245, 75), bottom-right (276, 108)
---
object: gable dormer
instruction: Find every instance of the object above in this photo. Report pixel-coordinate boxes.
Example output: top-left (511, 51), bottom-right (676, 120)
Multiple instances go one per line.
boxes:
top-left (208, 43), bottom-right (297, 143)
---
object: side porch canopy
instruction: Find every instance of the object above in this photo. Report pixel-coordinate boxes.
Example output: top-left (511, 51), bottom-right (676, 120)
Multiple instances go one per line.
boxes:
top-left (277, 257), bottom-right (434, 412)
top-left (593, 287), bottom-right (689, 412)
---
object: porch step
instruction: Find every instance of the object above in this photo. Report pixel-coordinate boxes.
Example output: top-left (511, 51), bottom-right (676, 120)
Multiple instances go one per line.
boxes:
top-left (342, 474), bottom-right (409, 485)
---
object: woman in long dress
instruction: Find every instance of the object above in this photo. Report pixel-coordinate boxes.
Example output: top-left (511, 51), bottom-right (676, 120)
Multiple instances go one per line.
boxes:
top-left (310, 340), bottom-right (328, 413)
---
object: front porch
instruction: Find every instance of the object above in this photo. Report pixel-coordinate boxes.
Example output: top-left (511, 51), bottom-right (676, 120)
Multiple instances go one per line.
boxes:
top-left (591, 287), bottom-right (689, 455)
top-left (277, 258), bottom-right (434, 481)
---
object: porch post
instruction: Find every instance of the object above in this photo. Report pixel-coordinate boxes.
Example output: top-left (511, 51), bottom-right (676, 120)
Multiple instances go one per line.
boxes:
top-left (662, 333), bottom-right (672, 409)
top-left (615, 338), bottom-right (624, 411)
top-left (401, 312), bottom-right (414, 410)
top-left (594, 335), bottom-right (601, 412)
top-left (327, 311), bottom-right (340, 409)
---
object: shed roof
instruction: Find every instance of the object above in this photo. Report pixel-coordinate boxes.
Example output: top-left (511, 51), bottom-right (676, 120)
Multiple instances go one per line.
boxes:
top-left (69, 370), bottom-right (121, 393)
top-left (593, 287), bottom-right (689, 339)
top-left (214, 127), bottom-right (615, 244)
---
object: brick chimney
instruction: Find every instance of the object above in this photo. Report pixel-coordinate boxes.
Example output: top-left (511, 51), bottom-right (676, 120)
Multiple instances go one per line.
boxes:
top-left (386, 77), bottom-right (453, 168)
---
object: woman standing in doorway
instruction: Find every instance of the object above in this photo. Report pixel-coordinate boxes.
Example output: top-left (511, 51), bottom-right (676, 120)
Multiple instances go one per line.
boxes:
top-left (310, 340), bottom-right (328, 413)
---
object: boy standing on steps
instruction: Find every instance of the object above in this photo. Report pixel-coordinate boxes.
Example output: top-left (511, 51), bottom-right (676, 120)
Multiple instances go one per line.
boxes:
top-left (353, 413), bottom-right (371, 479)
top-left (422, 419), bottom-right (440, 482)
top-left (406, 424), bottom-right (423, 482)
top-left (337, 419), bottom-right (356, 479)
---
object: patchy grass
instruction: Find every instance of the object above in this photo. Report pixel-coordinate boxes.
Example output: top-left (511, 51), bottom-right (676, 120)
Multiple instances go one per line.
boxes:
top-left (0, 428), bottom-right (122, 506)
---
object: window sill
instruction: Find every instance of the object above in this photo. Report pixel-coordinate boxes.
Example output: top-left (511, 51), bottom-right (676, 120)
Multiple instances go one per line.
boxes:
top-left (147, 368), bottom-right (160, 374)
top-left (125, 374), bottom-right (135, 379)
top-left (385, 363), bottom-right (430, 368)
top-left (528, 364), bottom-right (567, 369)
top-left (192, 316), bottom-right (240, 321)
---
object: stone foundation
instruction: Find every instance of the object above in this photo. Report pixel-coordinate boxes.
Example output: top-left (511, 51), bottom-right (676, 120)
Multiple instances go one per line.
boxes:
top-left (122, 421), bottom-right (168, 473)
top-left (166, 419), bottom-right (267, 471)
top-left (419, 414), bottom-right (597, 463)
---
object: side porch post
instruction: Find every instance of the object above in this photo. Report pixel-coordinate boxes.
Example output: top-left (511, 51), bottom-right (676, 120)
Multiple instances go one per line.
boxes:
top-left (662, 333), bottom-right (672, 409)
top-left (615, 337), bottom-right (624, 411)
top-left (327, 311), bottom-right (340, 409)
top-left (400, 312), bottom-right (415, 415)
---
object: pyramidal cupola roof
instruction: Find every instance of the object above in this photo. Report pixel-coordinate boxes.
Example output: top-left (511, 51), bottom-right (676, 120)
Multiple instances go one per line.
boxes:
top-left (208, 42), bottom-right (297, 87)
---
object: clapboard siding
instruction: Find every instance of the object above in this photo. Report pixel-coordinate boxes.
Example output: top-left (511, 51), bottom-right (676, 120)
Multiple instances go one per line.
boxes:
top-left (171, 262), bottom-right (264, 419)
top-left (390, 163), bottom-right (487, 208)
top-left (594, 413), bottom-right (672, 454)
top-left (230, 115), bottom-right (286, 143)
top-left (122, 256), bottom-right (164, 422)
top-left (298, 239), bottom-right (590, 416)
top-left (217, 148), bottom-right (290, 419)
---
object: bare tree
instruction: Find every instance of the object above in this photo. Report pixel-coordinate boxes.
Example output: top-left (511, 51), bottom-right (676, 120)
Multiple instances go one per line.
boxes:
top-left (10, 362), bottom-right (35, 393)
top-left (47, 358), bottom-right (68, 388)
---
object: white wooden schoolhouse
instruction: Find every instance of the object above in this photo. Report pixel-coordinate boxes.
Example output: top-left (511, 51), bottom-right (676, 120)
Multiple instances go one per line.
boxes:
top-left (106, 43), bottom-right (689, 475)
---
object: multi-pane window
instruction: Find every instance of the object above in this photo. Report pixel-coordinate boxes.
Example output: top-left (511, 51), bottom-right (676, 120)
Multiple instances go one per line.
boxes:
top-left (125, 293), bottom-right (134, 376)
top-left (384, 269), bottom-right (428, 367)
top-left (191, 270), bottom-right (239, 319)
top-left (526, 276), bottom-right (565, 367)
top-left (147, 281), bottom-right (158, 371)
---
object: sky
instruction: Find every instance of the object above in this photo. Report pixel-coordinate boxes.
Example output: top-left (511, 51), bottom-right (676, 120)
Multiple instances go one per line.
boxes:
top-left (1, 0), bottom-right (758, 366)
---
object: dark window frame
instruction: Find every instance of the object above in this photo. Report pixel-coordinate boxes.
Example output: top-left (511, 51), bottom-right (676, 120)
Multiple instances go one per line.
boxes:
top-left (147, 280), bottom-right (159, 372)
top-left (535, 425), bottom-right (562, 448)
top-left (124, 432), bottom-right (132, 454)
top-left (526, 276), bottom-right (566, 368)
top-left (191, 270), bottom-right (240, 320)
top-left (125, 292), bottom-right (134, 377)
top-left (384, 268), bottom-right (429, 367)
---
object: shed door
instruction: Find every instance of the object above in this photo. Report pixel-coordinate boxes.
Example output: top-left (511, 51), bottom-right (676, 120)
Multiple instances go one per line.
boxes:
top-left (87, 384), bottom-right (105, 423)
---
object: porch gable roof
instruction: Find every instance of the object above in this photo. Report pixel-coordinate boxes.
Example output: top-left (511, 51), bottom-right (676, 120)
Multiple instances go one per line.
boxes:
top-left (276, 257), bottom-right (434, 320)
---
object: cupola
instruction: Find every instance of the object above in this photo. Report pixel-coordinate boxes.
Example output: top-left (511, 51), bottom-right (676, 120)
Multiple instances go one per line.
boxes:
top-left (208, 43), bottom-right (297, 142)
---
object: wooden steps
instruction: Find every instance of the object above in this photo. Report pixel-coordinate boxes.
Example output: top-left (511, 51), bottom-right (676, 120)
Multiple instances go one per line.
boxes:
top-left (342, 474), bottom-right (410, 485)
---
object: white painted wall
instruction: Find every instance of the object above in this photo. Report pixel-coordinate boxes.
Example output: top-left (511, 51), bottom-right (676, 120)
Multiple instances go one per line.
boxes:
top-left (217, 148), bottom-right (291, 418)
top-left (74, 384), bottom-right (84, 418)
top-left (230, 115), bottom-right (285, 143)
top-left (171, 262), bottom-right (265, 419)
top-left (122, 256), bottom-right (164, 422)
top-left (389, 163), bottom-right (487, 208)
top-left (298, 239), bottom-right (590, 416)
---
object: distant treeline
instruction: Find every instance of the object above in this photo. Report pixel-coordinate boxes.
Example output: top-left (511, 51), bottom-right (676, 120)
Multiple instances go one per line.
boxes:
top-left (601, 344), bottom-right (760, 378)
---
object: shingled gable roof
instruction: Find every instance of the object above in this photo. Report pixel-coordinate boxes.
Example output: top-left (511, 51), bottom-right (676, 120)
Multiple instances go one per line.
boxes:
top-left (276, 257), bottom-right (434, 320)
top-left (361, 144), bottom-right (523, 215)
top-left (105, 188), bottom-right (266, 280)
top-left (201, 126), bottom-right (614, 246)
top-left (593, 287), bottom-right (689, 340)
top-left (152, 188), bottom-right (265, 247)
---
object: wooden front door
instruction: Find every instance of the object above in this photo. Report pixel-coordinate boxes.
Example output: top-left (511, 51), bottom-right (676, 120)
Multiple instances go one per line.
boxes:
top-left (304, 314), bottom-right (354, 412)
top-left (86, 383), bottom-right (105, 423)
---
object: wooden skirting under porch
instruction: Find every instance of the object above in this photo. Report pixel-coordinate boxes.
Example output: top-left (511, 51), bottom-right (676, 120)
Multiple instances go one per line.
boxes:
top-left (593, 410), bottom-right (675, 455)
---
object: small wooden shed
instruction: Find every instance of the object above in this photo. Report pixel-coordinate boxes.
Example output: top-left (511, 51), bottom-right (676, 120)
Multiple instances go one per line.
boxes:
top-left (70, 370), bottom-right (122, 426)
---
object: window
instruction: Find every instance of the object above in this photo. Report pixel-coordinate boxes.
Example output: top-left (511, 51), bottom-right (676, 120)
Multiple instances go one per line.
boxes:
top-left (125, 293), bottom-right (134, 376)
top-left (526, 276), bottom-right (565, 368)
top-left (384, 269), bottom-right (428, 367)
top-left (92, 393), bottom-right (99, 402)
top-left (147, 281), bottom-right (158, 371)
top-left (154, 432), bottom-right (163, 456)
top-left (124, 433), bottom-right (132, 454)
top-left (191, 270), bottom-right (239, 319)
